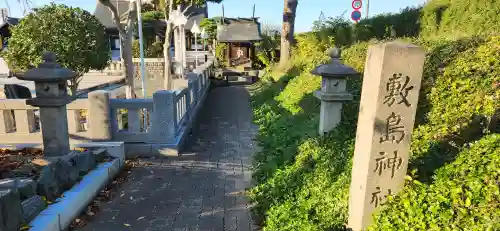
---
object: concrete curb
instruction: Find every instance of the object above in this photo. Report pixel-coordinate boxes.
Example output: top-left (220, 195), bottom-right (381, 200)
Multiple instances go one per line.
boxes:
top-left (28, 142), bottom-right (125, 231)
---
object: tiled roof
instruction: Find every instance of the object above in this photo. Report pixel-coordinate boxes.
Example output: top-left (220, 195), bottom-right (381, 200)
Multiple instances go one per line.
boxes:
top-left (0, 17), bottom-right (19, 29)
top-left (217, 18), bottom-right (263, 42)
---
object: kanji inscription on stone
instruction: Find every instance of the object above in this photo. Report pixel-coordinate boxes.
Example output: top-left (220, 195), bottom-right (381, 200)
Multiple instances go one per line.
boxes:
top-left (379, 112), bottom-right (406, 144)
top-left (370, 186), bottom-right (393, 208)
top-left (383, 73), bottom-right (414, 107)
top-left (374, 151), bottom-right (404, 178)
top-left (347, 42), bottom-right (426, 231)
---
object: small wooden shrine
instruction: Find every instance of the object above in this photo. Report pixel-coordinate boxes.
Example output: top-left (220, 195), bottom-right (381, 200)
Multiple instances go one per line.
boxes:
top-left (216, 17), bottom-right (263, 69)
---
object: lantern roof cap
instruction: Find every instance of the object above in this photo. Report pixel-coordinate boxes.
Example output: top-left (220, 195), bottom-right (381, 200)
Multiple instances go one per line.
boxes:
top-left (16, 51), bottom-right (77, 82)
top-left (311, 47), bottom-right (360, 78)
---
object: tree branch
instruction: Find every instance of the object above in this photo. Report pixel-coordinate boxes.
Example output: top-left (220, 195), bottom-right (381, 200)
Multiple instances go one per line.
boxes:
top-left (99, 0), bottom-right (126, 34)
top-left (181, 0), bottom-right (194, 15)
top-left (125, 1), bottom-right (137, 27)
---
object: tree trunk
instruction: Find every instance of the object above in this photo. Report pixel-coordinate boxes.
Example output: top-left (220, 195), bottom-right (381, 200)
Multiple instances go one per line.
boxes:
top-left (124, 1), bottom-right (137, 98)
top-left (163, 0), bottom-right (174, 90)
top-left (68, 76), bottom-right (81, 96)
top-left (279, 0), bottom-right (298, 67)
top-left (163, 22), bottom-right (173, 90)
top-left (122, 30), bottom-right (135, 98)
top-left (99, 0), bottom-right (136, 98)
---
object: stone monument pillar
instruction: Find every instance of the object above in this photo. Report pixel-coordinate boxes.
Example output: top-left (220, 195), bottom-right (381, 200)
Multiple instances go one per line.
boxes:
top-left (16, 51), bottom-right (76, 157)
top-left (311, 47), bottom-right (359, 135)
top-left (347, 41), bottom-right (426, 230)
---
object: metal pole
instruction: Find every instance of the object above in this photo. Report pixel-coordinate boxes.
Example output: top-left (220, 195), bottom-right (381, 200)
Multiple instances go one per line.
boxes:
top-left (136, 0), bottom-right (147, 127)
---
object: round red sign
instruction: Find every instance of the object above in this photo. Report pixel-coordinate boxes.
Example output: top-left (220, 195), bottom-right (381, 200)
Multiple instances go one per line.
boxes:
top-left (352, 0), bottom-right (363, 10)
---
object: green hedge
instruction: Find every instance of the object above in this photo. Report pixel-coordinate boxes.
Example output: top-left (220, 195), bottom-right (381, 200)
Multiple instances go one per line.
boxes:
top-left (370, 134), bottom-right (500, 230)
top-left (249, 32), bottom-right (500, 230)
top-left (349, 0), bottom-right (500, 42)
top-left (419, 0), bottom-right (500, 38)
top-left (355, 6), bottom-right (421, 40)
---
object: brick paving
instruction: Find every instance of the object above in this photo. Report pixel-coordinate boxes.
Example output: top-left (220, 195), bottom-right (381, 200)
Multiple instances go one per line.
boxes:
top-left (78, 85), bottom-right (259, 231)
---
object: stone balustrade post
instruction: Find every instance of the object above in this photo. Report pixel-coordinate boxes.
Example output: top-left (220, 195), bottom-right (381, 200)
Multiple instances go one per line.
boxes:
top-left (88, 90), bottom-right (112, 141)
top-left (312, 47), bottom-right (360, 135)
top-left (186, 80), bottom-right (193, 110)
top-left (191, 75), bottom-right (200, 103)
top-left (196, 74), bottom-right (201, 97)
top-left (150, 90), bottom-right (177, 143)
top-left (202, 71), bottom-right (207, 87)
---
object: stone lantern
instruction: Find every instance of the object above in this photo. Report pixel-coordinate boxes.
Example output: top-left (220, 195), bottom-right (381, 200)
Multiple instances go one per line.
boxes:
top-left (16, 51), bottom-right (76, 157)
top-left (311, 47), bottom-right (360, 135)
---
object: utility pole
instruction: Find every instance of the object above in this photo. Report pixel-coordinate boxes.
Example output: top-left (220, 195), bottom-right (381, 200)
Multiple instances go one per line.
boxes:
top-left (365, 0), bottom-right (369, 19)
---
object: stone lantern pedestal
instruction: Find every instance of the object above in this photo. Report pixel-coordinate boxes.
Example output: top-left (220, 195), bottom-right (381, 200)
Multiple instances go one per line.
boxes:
top-left (16, 52), bottom-right (77, 157)
top-left (312, 47), bottom-right (360, 135)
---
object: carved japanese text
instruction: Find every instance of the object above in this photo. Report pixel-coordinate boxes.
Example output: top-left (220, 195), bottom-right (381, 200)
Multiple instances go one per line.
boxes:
top-left (383, 73), bottom-right (414, 107)
top-left (374, 151), bottom-right (404, 178)
top-left (379, 112), bottom-right (406, 144)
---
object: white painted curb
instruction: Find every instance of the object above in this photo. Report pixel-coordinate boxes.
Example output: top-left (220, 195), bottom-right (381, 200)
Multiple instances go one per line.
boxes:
top-left (28, 142), bottom-right (125, 231)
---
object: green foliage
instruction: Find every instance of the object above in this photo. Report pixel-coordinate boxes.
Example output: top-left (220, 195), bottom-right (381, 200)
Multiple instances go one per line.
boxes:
top-left (313, 0), bottom-right (500, 45)
top-left (254, 24), bottom-right (280, 68)
top-left (132, 39), bottom-right (140, 58)
top-left (142, 11), bottom-right (165, 21)
top-left (200, 17), bottom-right (219, 44)
top-left (355, 6), bottom-right (422, 40)
top-left (420, 0), bottom-right (500, 38)
top-left (249, 64), bottom-right (361, 230)
top-left (215, 42), bottom-right (227, 67)
top-left (146, 41), bottom-right (164, 57)
top-left (251, 1), bottom-right (500, 229)
top-left (370, 134), bottom-right (500, 230)
top-left (291, 33), bottom-right (333, 72)
top-left (132, 39), bottom-right (164, 58)
top-left (313, 14), bottom-right (353, 46)
top-left (250, 29), bottom-right (500, 231)
top-left (4, 3), bottom-right (110, 94)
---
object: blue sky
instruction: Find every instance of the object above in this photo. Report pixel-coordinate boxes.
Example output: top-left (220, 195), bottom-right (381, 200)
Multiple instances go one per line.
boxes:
top-left (1, 0), bottom-right (426, 32)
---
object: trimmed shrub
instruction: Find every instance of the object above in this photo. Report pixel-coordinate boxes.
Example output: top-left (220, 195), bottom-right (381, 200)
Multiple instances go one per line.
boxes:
top-left (370, 134), bottom-right (500, 230)
top-left (420, 0), bottom-right (500, 38)
top-left (355, 6), bottom-right (422, 40)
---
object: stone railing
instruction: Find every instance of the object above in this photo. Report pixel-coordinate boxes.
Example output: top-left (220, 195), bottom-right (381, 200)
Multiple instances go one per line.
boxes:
top-left (104, 60), bottom-right (124, 72)
top-left (0, 60), bottom-right (214, 156)
top-left (0, 99), bottom-right (90, 144)
top-left (99, 53), bottom-right (212, 75)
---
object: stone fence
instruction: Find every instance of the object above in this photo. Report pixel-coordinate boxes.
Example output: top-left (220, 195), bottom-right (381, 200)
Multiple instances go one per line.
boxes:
top-left (0, 60), bottom-right (214, 157)
top-left (99, 51), bottom-right (211, 74)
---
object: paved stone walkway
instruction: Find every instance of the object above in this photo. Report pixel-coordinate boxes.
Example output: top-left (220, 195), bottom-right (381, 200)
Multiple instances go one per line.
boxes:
top-left (78, 85), bottom-right (259, 231)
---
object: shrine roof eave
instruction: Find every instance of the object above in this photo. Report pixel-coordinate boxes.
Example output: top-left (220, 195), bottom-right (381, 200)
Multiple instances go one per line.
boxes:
top-left (217, 39), bottom-right (263, 43)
